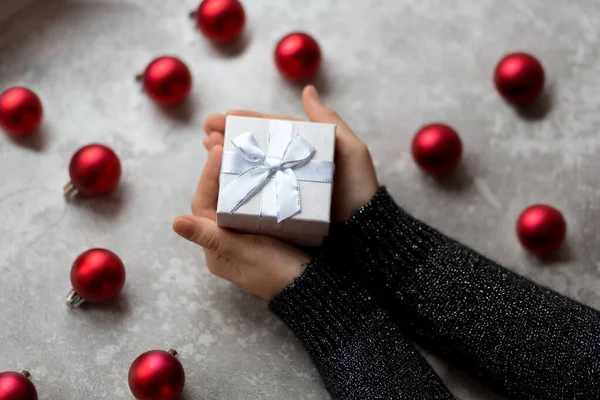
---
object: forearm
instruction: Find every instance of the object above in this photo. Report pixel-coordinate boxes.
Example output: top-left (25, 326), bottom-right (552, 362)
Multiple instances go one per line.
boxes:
top-left (269, 257), bottom-right (454, 400)
top-left (327, 187), bottom-right (600, 400)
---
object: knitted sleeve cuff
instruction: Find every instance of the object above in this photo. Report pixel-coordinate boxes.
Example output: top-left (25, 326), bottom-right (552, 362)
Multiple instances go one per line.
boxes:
top-left (329, 187), bottom-right (446, 264)
top-left (269, 256), bottom-right (387, 362)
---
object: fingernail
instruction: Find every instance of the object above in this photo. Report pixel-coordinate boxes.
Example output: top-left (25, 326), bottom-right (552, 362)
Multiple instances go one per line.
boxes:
top-left (174, 217), bottom-right (196, 239)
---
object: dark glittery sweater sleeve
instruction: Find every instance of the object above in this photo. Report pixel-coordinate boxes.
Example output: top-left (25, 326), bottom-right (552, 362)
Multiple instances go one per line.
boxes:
top-left (269, 257), bottom-right (455, 400)
top-left (326, 187), bottom-right (600, 400)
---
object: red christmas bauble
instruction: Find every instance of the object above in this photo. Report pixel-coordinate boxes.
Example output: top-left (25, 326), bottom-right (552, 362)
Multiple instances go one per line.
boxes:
top-left (0, 87), bottom-right (43, 137)
top-left (70, 248), bottom-right (126, 304)
top-left (142, 57), bottom-right (192, 106)
top-left (411, 123), bottom-right (462, 175)
top-left (517, 204), bottom-right (566, 255)
top-left (195, 0), bottom-right (245, 43)
top-left (0, 371), bottom-right (38, 400)
top-left (275, 32), bottom-right (322, 81)
top-left (494, 52), bottom-right (545, 105)
top-left (67, 144), bottom-right (121, 196)
top-left (129, 350), bottom-right (185, 400)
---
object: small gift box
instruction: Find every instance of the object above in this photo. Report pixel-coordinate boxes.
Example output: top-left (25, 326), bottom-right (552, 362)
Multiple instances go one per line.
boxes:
top-left (216, 116), bottom-right (336, 246)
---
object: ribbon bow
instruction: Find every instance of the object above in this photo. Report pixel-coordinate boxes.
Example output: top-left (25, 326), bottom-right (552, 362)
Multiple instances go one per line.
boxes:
top-left (220, 120), bottom-right (334, 223)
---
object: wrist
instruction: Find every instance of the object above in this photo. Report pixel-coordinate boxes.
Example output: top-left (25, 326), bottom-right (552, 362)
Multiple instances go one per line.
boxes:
top-left (269, 256), bottom-right (386, 360)
top-left (324, 187), bottom-right (446, 276)
top-left (267, 260), bottom-right (310, 301)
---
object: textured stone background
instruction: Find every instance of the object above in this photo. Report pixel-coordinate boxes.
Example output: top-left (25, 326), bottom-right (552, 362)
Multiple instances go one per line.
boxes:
top-left (1, 1), bottom-right (599, 399)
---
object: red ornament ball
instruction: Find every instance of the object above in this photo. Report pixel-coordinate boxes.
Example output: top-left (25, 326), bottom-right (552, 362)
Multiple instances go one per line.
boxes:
top-left (411, 123), bottom-right (462, 175)
top-left (0, 87), bottom-right (43, 137)
top-left (195, 0), bottom-right (245, 43)
top-left (0, 371), bottom-right (38, 400)
top-left (70, 248), bottom-right (126, 303)
top-left (275, 32), bottom-right (322, 81)
top-left (517, 204), bottom-right (566, 255)
top-left (129, 350), bottom-right (185, 400)
top-left (67, 144), bottom-right (121, 196)
top-left (494, 52), bottom-right (545, 105)
top-left (142, 57), bottom-right (192, 106)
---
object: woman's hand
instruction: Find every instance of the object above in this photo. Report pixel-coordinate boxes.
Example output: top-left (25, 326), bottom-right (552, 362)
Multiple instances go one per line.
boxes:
top-left (202, 85), bottom-right (378, 222)
top-left (172, 145), bottom-right (311, 300)
top-left (173, 85), bottom-right (378, 299)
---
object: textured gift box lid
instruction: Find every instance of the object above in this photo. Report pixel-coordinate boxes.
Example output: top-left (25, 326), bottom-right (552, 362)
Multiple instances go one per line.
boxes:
top-left (217, 116), bottom-right (336, 238)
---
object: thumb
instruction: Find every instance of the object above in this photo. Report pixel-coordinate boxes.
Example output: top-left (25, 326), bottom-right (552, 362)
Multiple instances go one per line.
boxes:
top-left (302, 85), bottom-right (359, 146)
top-left (302, 85), bottom-right (344, 124)
top-left (173, 215), bottom-right (243, 258)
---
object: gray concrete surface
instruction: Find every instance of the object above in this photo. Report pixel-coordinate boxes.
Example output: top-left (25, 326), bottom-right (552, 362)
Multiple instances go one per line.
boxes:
top-left (1, 0), bottom-right (599, 398)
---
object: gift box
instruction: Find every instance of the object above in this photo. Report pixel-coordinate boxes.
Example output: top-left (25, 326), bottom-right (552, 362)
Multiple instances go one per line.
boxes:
top-left (216, 116), bottom-right (336, 246)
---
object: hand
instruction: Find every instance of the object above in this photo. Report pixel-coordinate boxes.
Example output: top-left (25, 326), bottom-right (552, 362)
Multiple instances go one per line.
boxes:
top-left (172, 144), bottom-right (311, 300)
top-left (201, 85), bottom-right (378, 223)
top-left (173, 85), bottom-right (378, 300)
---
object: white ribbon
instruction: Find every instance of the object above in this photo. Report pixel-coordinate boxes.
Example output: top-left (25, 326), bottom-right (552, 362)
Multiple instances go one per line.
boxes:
top-left (220, 120), bottom-right (334, 224)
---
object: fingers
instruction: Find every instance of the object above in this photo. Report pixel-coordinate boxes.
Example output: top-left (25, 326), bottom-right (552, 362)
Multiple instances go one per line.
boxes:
top-left (192, 145), bottom-right (223, 217)
top-left (173, 215), bottom-right (249, 259)
top-left (227, 109), bottom-right (302, 121)
top-left (301, 86), bottom-right (346, 128)
top-left (208, 87), bottom-right (356, 140)
top-left (203, 114), bottom-right (226, 135)
top-left (203, 111), bottom-right (298, 151)
top-left (203, 132), bottom-right (224, 150)
top-left (301, 85), bottom-right (361, 152)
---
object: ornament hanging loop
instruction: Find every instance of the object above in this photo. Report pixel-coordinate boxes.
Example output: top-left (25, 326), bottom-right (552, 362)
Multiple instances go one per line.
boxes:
top-left (63, 181), bottom-right (76, 198)
top-left (66, 289), bottom-right (85, 308)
